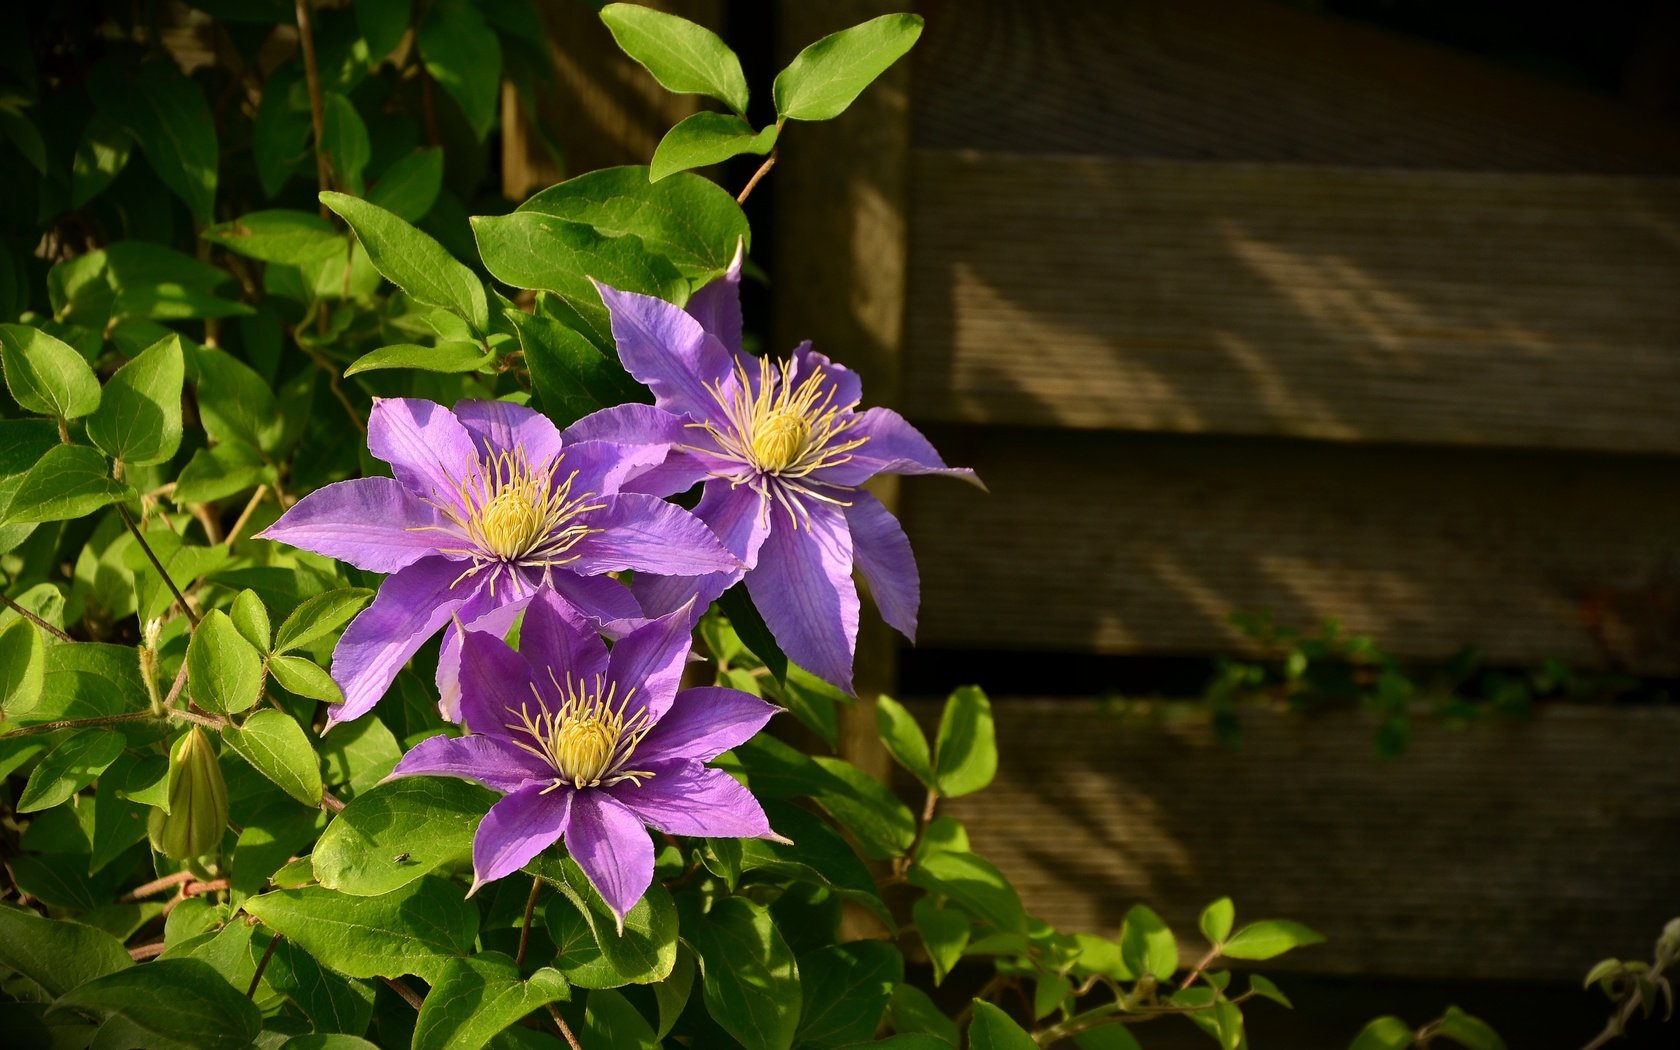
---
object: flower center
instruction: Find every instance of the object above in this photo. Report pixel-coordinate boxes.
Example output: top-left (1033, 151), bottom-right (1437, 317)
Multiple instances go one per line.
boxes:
top-left (479, 489), bottom-right (546, 560)
top-left (505, 673), bottom-right (655, 790)
top-left (751, 408), bottom-right (811, 472)
top-left (700, 355), bottom-right (868, 480)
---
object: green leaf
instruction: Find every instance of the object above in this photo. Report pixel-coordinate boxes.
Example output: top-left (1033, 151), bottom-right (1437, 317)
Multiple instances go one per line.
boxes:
top-left (188, 609), bottom-right (265, 715)
top-left (717, 586), bottom-right (786, 684)
top-left (48, 957), bottom-right (259, 1050)
top-left (531, 855), bottom-right (679, 986)
top-left (175, 440), bottom-right (269, 505)
top-left (366, 147), bottom-right (444, 222)
top-left (320, 92), bottom-right (371, 195)
top-left (0, 324), bottom-right (101, 420)
top-left (282, 1036), bottom-right (381, 1049)
top-left (911, 897), bottom-right (967, 986)
top-left (650, 112), bottom-right (777, 182)
top-left (653, 947), bottom-right (696, 1038)
top-left (0, 103), bottom-right (45, 174)
top-left (934, 685), bottom-right (995, 798)
top-left (1348, 1016), bottom-right (1415, 1050)
top-left (231, 589), bottom-right (271, 651)
top-left (796, 940), bottom-right (902, 1048)
top-left (356, 0), bottom-right (411, 62)
top-left (728, 736), bottom-right (914, 859)
top-left (967, 1000), bottom-right (1036, 1050)
top-left (773, 14), bottom-right (923, 122)
top-left (86, 333), bottom-right (185, 467)
top-left (72, 112), bottom-right (134, 208)
top-left (417, 0), bottom-right (501, 140)
top-left (887, 984), bottom-right (959, 1045)
top-left (322, 192), bottom-right (489, 332)
top-left (581, 987), bottom-right (658, 1049)
top-left (599, 4), bottom-right (748, 114)
top-left (907, 849), bottom-right (1026, 935)
top-left (688, 896), bottom-right (801, 1050)
top-left (223, 709), bottom-right (323, 807)
top-left (88, 62), bottom-right (219, 223)
top-left (1119, 904), bottom-right (1178, 982)
top-left (875, 695), bottom-right (934, 789)
top-left (243, 877), bottom-right (479, 984)
top-left (1220, 919), bottom-right (1324, 961)
top-left (1434, 1006), bottom-right (1506, 1050)
top-left (312, 774), bottom-right (494, 894)
top-left (739, 802), bottom-right (889, 928)
top-left (471, 211), bottom-right (684, 347)
top-left (1248, 973), bottom-right (1292, 1008)
top-left (252, 69), bottom-right (311, 199)
top-left (0, 902), bottom-right (132, 998)
top-left (344, 341), bottom-right (493, 377)
top-left (518, 166), bottom-right (750, 281)
top-left (274, 588), bottom-right (375, 654)
top-left (1, 443), bottom-right (127, 524)
top-left (506, 308), bottom-right (641, 426)
top-left (265, 939), bottom-right (376, 1035)
top-left (412, 953), bottom-right (569, 1050)
top-left (196, 346), bottom-right (284, 453)
top-left (203, 210), bottom-right (343, 267)
top-left (114, 284), bottom-right (254, 322)
top-left (0, 616), bottom-right (45, 718)
top-left (1200, 897), bottom-right (1235, 945)
top-left (1074, 1025), bottom-right (1144, 1050)
top-left (17, 728), bottom-right (126, 813)
top-left (268, 654), bottom-right (343, 703)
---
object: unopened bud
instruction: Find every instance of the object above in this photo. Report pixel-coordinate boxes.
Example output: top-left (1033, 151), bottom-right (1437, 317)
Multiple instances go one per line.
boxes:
top-left (147, 727), bottom-right (229, 859)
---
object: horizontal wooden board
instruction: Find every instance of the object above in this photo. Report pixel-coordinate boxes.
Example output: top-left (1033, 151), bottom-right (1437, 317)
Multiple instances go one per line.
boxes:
top-left (911, 697), bottom-right (1680, 982)
top-left (902, 152), bottom-right (1680, 455)
top-left (914, 0), bottom-right (1680, 173)
top-left (902, 428), bottom-right (1680, 673)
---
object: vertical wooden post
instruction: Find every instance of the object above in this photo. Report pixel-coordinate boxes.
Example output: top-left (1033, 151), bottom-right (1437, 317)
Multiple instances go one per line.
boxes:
top-left (772, 1), bottom-right (916, 783)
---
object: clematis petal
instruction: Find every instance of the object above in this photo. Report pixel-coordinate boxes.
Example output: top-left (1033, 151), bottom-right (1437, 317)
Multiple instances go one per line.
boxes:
top-left (792, 342), bottom-right (862, 411)
top-left (632, 481), bottom-right (766, 617)
top-left (256, 477), bottom-right (449, 573)
top-left (536, 570), bottom-right (646, 627)
top-left (552, 439), bottom-right (668, 500)
top-left (366, 397), bottom-right (479, 503)
top-left (518, 585), bottom-right (611, 694)
top-left (326, 556), bottom-right (480, 726)
top-left (563, 790), bottom-right (655, 930)
top-left (605, 603), bottom-right (698, 724)
top-left (390, 732), bottom-right (552, 793)
top-left (451, 399), bottom-right (563, 466)
top-left (566, 493), bottom-right (742, 578)
top-left (457, 625), bottom-right (542, 737)
top-left (593, 280), bottom-right (733, 419)
top-left (843, 489), bottom-right (920, 642)
top-left (635, 686), bottom-right (779, 765)
top-left (559, 404), bottom-right (712, 498)
top-left (745, 499), bottom-right (859, 693)
top-left (815, 407), bottom-right (981, 489)
top-left (435, 587), bottom-right (529, 723)
top-left (471, 782), bottom-right (572, 893)
top-left (684, 239), bottom-right (744, 351)
top-left (609, 761), bottom-right (779, 840)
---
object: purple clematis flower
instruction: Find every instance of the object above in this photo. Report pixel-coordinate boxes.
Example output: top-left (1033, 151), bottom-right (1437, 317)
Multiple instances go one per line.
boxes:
top-left (389, 586), bottom-right (782, 924)
top-left (564, 248), bottom-right (981, 692)
top-left (257, 397), bottom-right (741, 726)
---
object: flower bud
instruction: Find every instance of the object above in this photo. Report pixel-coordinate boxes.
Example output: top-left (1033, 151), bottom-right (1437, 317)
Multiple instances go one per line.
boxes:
top-left (147, 727), bottom-right (229, 859)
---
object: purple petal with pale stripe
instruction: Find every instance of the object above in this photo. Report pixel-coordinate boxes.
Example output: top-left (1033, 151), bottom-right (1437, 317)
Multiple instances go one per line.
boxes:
top-left (256, 477), bottom-right (448, 573)
top-left (537, 570), bottom-right (646, 627)
top-left (366, 397), bottom-right (478, 504)
top-left (452, 399), bottom-right (563, 466)
top-left (567, 493), bottom-right (741, 577)
top-left (457, 627), bottom-right (540, 738)
top-left (390, 732), bottom-right (551, 793)
top-left (326, 556), bottom-right (480, 726)
top-left (814, 407), bottom-right (982, 489)
top-left (745, 499), bottom-right (859, 693)
top-left (792, 343), bottom-right (862, 411)
top-left (559, 405), bottom-right (712, 498)
top-left (518, 586), bottom-right (610, 694)
top-left (563, 790), bottom-right (654, 929)
top-left (605, 604), bottom-right (697, 724)
top-left (632, 481), bottom-right (765, 617)
top-left (844, 489), bottom-right (920, 642)
top-left (609, 761), bottom-right (777, 840)
top-left (593, 281), bottom-right (732, 419)
top-left (636, 686), bottom-right (778, 765)
top-left (435, 587), bottom-right (528, 723)
top-left (684, 240), bottom-right (744, 351)
top-left (471, 783), bottom-right (572, 893)
top-left (553, 440), bottom-right (668, 501)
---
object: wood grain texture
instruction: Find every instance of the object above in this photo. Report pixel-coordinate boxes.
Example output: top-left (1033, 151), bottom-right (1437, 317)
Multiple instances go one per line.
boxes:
top-left (913, 0), bottom-right (1680, 173)
top-left (909, 697), bottom-right (1680, 982)
top-left (903, 428), bottom-right (1680, 673)
top-left (902, 152), bottom-right (1680, 455)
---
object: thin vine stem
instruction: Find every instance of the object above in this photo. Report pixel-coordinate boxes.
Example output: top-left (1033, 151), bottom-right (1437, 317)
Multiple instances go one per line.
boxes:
top-left (117, 504), bottom-right (198, 626)
top-left (517, 876), bottom-right (542, 967)
top-left (547, 1003), bottom-right (584, 1050)
top-left (0, 593), bottom-right (73, 642)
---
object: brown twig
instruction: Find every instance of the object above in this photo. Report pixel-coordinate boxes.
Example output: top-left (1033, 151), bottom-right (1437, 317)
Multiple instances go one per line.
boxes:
top-left (320, 789), bottom-right (346, 813)
top-left (184, 878), bottom-right (230, 898)
top-left (546, 1003), bottom-right (584, 1050)
top-left (117, 504), bottom-right (198, 627)
top-left (128, 941), bottom-right (167, 961)
top-left (380, 976), bottom-right (425, 1010)
top-left (224, 485), bottom-right (269, 547)
top-left (4, 710), bottom-right (160, 737)
top-left (120, 870), bottom-right (194, 902)
top-left (736, 147), bottom-right (778, 205)
top-left (517, 876), bottom-right (542, 967)
top-left (295, 0), bottom-right (331, 218)
top-left (1, 593), bottom-right (73, 642)
top-left (248, 933), bottom-right (282, 996)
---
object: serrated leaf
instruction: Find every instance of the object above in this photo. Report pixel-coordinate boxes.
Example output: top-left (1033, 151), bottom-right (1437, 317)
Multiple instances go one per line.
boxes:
top-left (600, 4), bottom-right (748, 114)
top-left (934, 685), bottom-right (995, 798)
top-left (1220, 919), bottom-right (1325, 961)
top-left (188, 609), bottom-right (265, 715)
top-left (0, 323), bottom-right (101, 420)
top-left (344, 340), bottom-right (492, 377)
top-left (773, 14), bottom-right (923, 122)
top-left (86, 334), bottom-right (184, 466)
top-left (242, 877), bottom-right (478, 984)
top-left (223, 709), bottom-right (322, 806)
top-left (321, 192), bottom-right (488, 331)
top-left (17, 728), bottom-right (126, 813)
top-left (413, 953), bottom-right (569, 1050)
top-left (312, 774), bottom-right (494, 894)
top-left (1200, 897), bottom-right (1234, 945)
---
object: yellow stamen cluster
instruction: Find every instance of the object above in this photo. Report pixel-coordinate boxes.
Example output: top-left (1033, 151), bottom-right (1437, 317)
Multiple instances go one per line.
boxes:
top-left (506, 672), bottom-right (654, 789)
top-left (412, 446), bottom-right (605, 593)
top-left (702, 356), bottom-right (867, 481)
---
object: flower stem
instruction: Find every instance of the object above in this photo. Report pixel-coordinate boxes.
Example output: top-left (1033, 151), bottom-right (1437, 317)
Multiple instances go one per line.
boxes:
top-left (736, 131), bottom-right (782, 205)
top-left (1, 593), bottom-right (73, 642)
top-left (380, 976), bottom-right (425, 1011)
top-left (225, 484), bottom-right (268, 547)
top-left (517, 876), bottom-right (542, 967)
top-left (247, 933), bottom-right (282, 997)
top-left (295, 0), bottom-right (330, 218)
top-left (117, 504), bottom-right (198, 627)
top-left (547, 1003), bottom-right (583, 1050)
